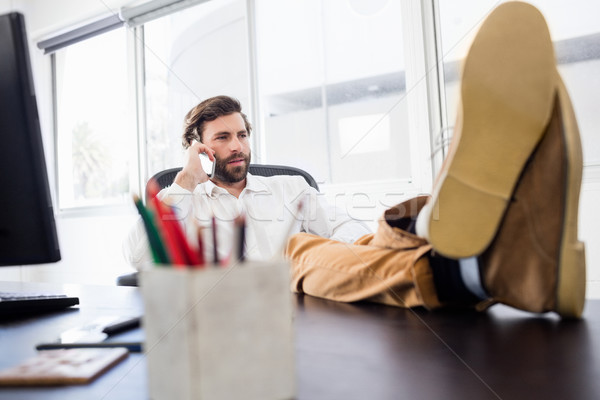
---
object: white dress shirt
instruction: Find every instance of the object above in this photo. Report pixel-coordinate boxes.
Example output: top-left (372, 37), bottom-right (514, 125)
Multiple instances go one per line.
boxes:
top-left (123, 173), bottom-right (371, 269)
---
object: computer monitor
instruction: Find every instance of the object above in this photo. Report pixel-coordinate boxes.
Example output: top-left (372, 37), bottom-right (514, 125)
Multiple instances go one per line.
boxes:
top-left (0, 12), bottom-right (61, 266)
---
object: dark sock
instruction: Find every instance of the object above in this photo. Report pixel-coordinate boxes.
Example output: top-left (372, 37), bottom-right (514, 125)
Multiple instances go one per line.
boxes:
top-left (428, 251), bottom-right (481, 306)
top-left (386, 216), bottom-right (418, 235)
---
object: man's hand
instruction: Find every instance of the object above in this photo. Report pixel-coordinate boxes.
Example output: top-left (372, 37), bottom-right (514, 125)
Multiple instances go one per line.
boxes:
top-left (174, 140), bottom-right (215, 192)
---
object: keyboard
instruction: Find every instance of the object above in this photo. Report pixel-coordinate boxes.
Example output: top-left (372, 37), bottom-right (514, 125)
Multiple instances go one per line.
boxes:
top-left (0, 291), bottom-right (80, 318)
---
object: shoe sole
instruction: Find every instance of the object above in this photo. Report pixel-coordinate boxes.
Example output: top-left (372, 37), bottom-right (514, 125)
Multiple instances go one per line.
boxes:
top-left (555, 78), bottom-right (586, 318)
top-left (417, 2), bottom-right (558, 258)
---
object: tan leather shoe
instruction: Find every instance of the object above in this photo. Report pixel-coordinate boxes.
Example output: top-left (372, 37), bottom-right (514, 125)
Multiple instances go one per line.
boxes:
top-left (416, 2), bottom-right (559, 258)
top-left (480, 76), bottom-right (586, 318)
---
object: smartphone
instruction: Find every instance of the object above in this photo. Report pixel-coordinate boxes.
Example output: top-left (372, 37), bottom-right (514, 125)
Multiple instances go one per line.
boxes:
top-left (200, 153), bottom-right (215, 177)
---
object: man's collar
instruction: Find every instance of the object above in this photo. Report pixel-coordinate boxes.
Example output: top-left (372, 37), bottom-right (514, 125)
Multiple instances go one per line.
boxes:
top-left (244, 173), bottom-right (271, 194)
top-left (200, 178), bottom-right (220, 196)
top-left (201, 173), bottom-right (271, 197)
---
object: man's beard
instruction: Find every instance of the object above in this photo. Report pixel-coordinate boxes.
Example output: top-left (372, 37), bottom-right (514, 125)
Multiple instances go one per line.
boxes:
top-left (212, 152), bottom-right (251, 184)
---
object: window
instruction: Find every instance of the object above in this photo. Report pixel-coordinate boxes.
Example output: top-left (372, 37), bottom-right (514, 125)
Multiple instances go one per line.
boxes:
top-left (142, 0), bottom-right (251, 178)
top-left (437, 0), bottom-right (600, 167)
top-left (54, 27), bottom-right (134, 209)
top-left (50, 0), bottom-right (428, 214)
top-left (254, 0), bottom-right (414, 187)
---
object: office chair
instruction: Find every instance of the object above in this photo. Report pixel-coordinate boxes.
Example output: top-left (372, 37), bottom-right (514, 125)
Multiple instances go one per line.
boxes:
top-left (116, 164), bottom-right (319, 286)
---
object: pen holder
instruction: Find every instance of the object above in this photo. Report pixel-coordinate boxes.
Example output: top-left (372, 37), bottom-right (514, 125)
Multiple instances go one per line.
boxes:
top-left (140, 261), bottom-right (295, 400)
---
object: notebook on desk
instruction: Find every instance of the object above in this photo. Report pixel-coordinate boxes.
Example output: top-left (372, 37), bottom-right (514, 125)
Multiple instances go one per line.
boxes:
top-left (0, 291), bottom-right (80, 318)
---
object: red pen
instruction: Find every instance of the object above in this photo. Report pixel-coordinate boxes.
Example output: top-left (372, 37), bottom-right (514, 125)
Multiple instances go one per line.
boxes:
top-left (147, 179), bottom-right (201, 268)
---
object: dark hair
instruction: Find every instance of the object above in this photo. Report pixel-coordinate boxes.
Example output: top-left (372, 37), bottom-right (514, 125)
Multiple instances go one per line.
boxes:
top-left (182, 95), bottom-right (252, 148)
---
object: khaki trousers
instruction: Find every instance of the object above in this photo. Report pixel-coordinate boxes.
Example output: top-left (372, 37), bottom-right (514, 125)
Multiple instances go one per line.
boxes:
top-left (286, 197), bottom-right (442, 309)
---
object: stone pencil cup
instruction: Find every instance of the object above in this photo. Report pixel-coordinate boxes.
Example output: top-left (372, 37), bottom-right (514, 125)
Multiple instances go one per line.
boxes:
top-left (140, 260), bottom-right (295, 400)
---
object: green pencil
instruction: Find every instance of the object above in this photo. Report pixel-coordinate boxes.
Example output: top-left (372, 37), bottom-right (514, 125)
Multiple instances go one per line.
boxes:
top-left (133, 194), bottom-right (170, 264)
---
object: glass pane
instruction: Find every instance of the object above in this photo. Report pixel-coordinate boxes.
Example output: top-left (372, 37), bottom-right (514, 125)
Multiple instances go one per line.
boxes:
top-left (255, 0), bottom-right (410, 185)
top-left (254, 0), bottom-right (327, 182)
top-left (438, 0), bottom-right (600, 166)
top-left (143, 0), bottom-right (251, 178)
top-left (55, 28), bottom-right (132, 208)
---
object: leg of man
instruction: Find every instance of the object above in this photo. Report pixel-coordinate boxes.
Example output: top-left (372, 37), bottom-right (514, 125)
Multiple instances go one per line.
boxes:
top-left (479, 76), bottom-right (586, 318)
top-left (287, 79), bottom-right (585, 318)
top-left (286, 2), bottom-right (586, 318)
top-left (286, 196), bottom-right (441, 309)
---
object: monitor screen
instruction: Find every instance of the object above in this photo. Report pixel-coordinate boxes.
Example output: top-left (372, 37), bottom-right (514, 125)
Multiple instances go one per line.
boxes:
top-left (0, 12), bottom-right (61, 266)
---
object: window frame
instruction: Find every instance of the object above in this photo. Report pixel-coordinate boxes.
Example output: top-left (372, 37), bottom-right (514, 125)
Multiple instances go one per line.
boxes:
top-left (48, 25), bottom-right (139, 214)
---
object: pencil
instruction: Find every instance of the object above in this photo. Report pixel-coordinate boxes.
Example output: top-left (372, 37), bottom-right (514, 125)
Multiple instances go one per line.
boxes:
top-left (195, 225), bottom-right (205, 268)
top-left (132, 195), bottom-right (169, 264)
top-left (211, 215), bottom-right (219, 266)
top-left (233, 213), bottom-right (246, 263)
top-left (36, 341), bottom-right (143, 353)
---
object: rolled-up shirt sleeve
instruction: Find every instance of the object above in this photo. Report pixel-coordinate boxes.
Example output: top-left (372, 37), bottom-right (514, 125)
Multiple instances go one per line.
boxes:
top-left (301, 187), bottom-right (372, 244)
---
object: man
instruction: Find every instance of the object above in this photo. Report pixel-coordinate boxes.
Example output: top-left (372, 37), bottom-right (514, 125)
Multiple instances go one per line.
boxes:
top-left (123, 96), bottom-right (372, 267)
top-left (286, 1), bottom-right (586, 318)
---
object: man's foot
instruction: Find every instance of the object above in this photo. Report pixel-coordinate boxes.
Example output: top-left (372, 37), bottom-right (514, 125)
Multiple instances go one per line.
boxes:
top-left (416, 2), bottom-right (559, 259)
top-left (480, 77), bottom-right (586, 318)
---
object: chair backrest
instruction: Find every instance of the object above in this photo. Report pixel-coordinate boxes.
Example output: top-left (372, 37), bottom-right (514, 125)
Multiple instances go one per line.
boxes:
top-left (249, 164), bottom-right (319, 191)
top-left (147, 164), bottom-right (319, 193)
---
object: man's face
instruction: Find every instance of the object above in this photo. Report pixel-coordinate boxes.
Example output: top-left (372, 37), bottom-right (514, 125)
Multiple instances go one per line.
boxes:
top-left (202, 112), bottom-right (251, 184)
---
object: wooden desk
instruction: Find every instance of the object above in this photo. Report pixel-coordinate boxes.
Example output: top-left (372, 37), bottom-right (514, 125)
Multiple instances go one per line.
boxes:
top-left (1, 281), bottom-right (599, 399)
